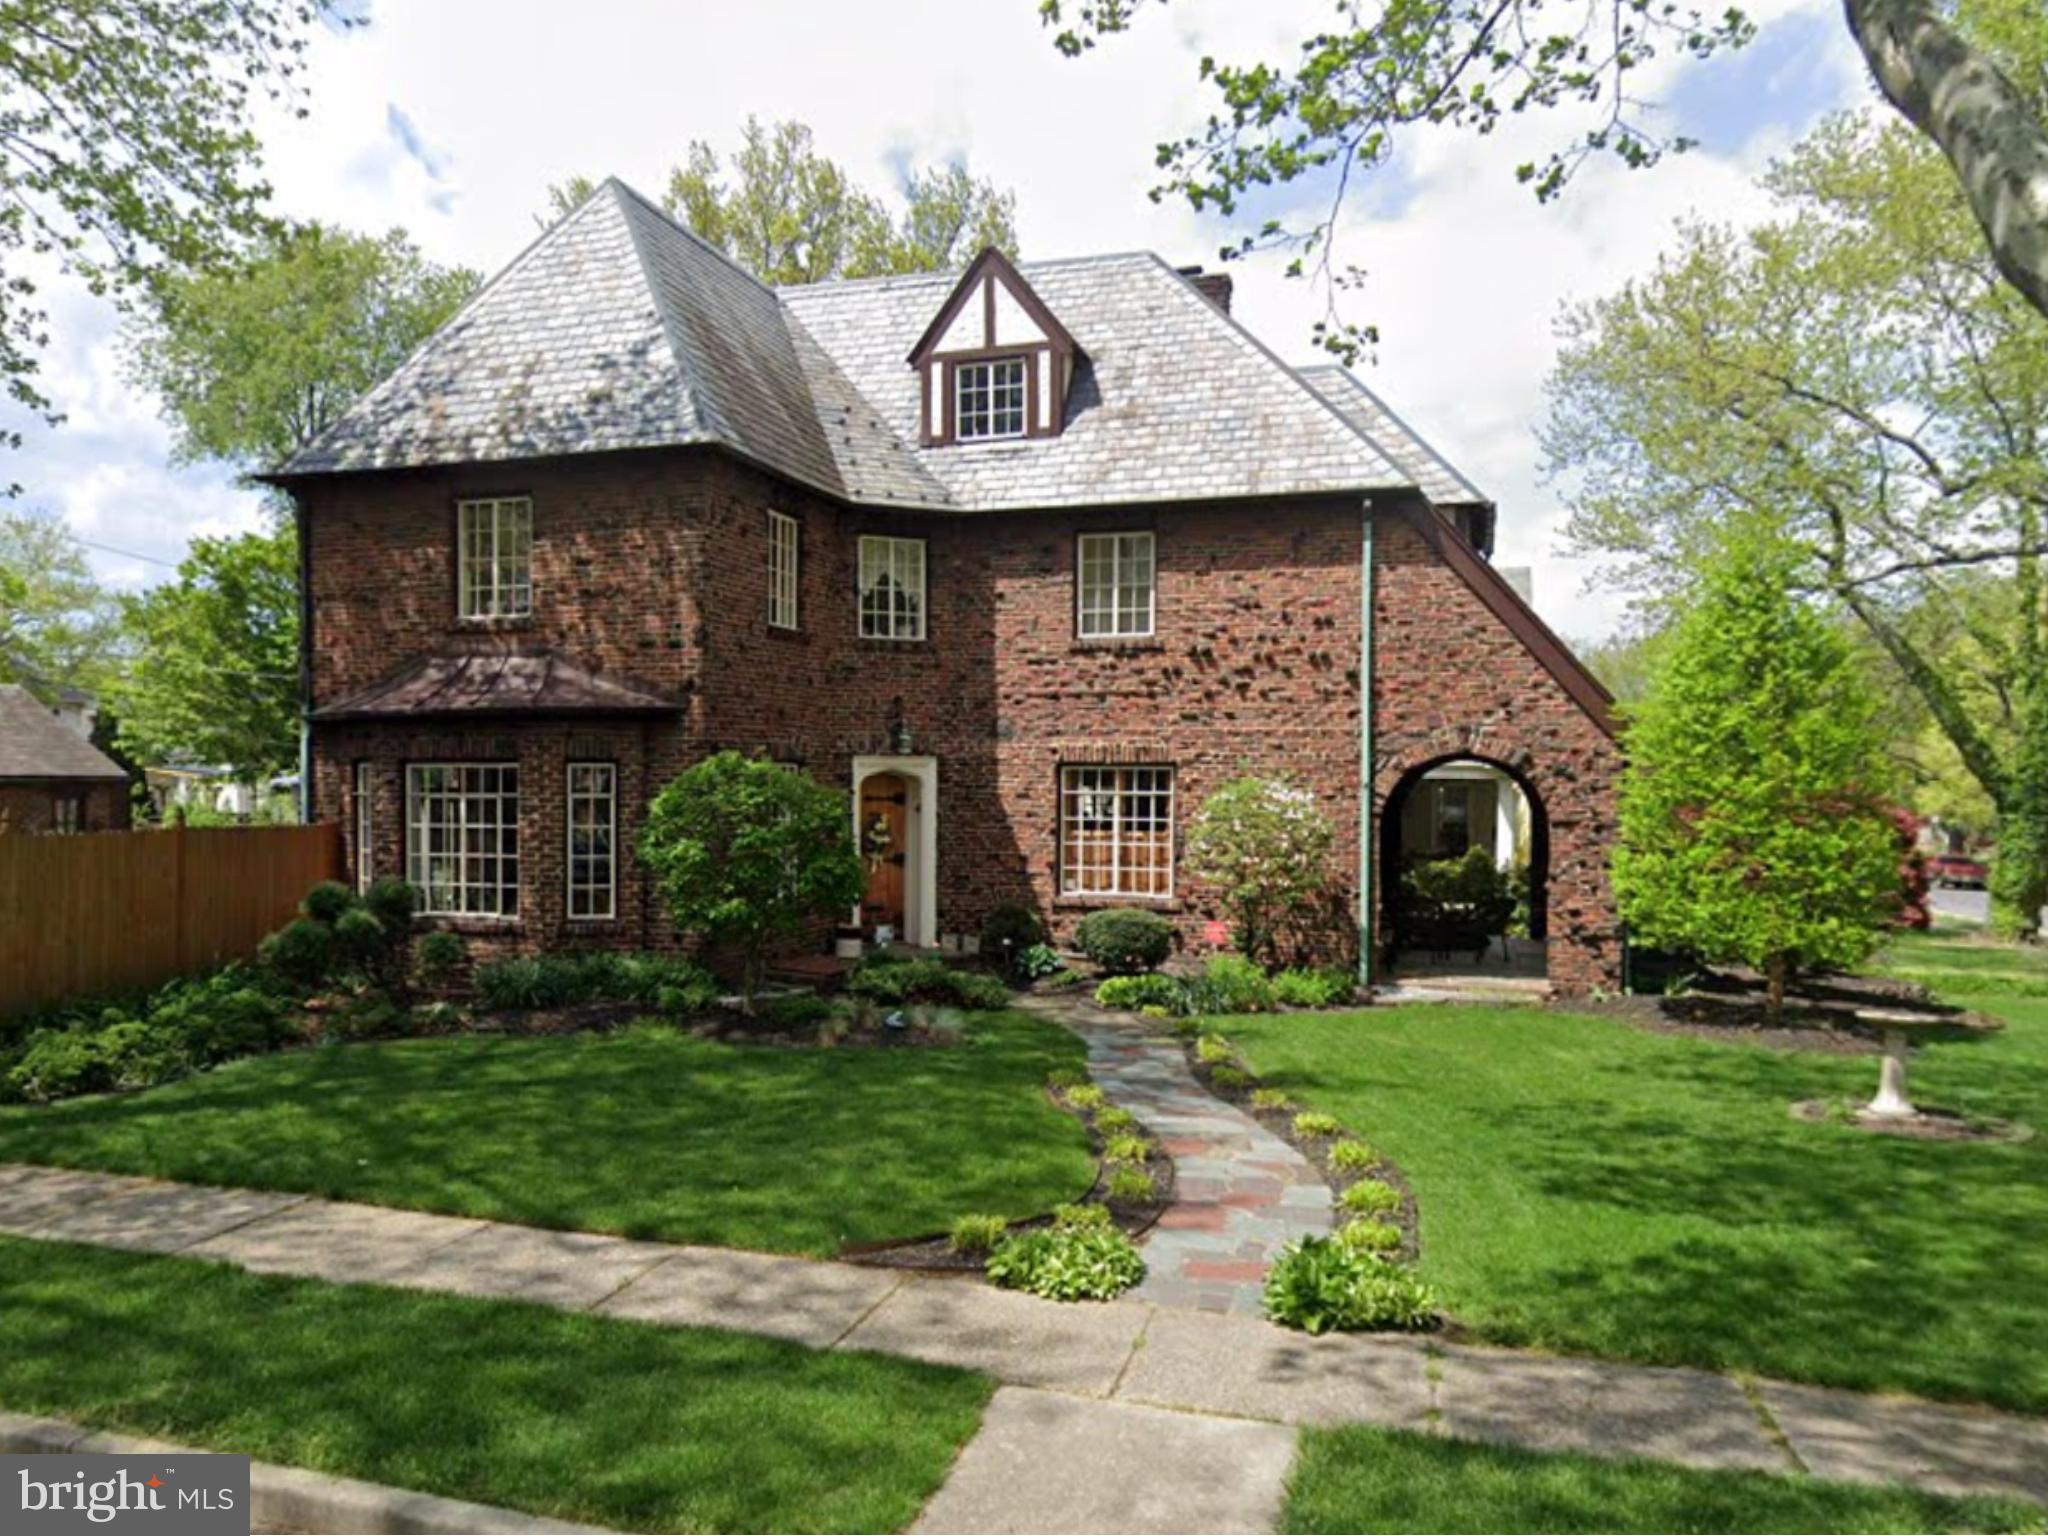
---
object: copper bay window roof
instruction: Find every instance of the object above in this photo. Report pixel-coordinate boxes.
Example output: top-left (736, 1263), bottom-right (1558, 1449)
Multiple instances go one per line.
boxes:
top-left (311, 653), bottom-right (679, 722)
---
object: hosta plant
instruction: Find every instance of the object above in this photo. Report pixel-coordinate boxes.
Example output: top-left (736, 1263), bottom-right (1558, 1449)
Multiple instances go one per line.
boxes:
top-left (1263, 1237), bottom-right (1436, 1334)
top-left (985, 1218), bottom-right (1144, 1301)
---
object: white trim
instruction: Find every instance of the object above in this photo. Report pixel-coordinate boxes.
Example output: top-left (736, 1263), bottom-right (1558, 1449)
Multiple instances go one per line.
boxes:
top-left (565, 761), bottom-right (617, 920)
top-left (354, 761), bottom-right (373, 894)
top-left (1076, 530), bottom-right (1157, 639)
top-left (851, 755), bottom-right (938, 947)
top-left (455, 496), bottom-right (533, 620)
top-left (406, 762), bottom-right (521, 918)
top-left (767, 510), bottom-right (800, 630)
top-left (1059, 763), bottom-right (1175, 898)
top-left (954, 357), bottom-right (1027, 441)
top-left (858, 535), bottom-right (927, 641)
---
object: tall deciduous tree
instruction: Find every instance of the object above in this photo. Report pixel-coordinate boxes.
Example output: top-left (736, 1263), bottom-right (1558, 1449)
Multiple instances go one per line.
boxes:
top-left (124, 221), bottom-right (478, 474)
top-left (1039, 0), bottom-right (2048, 342)
top-left (1614, 534), bottom-right (1900, 1017)
top-left (107, 526), bottom-right (298, 781)
top-left (1545, 112), bottom-right (2048, 935)
top-left (0, 508), bottom-right (117, 694)
top-left (0, 1), bottom-right (351, 489)
top-left (545, 118), bottom-right (1019, 283)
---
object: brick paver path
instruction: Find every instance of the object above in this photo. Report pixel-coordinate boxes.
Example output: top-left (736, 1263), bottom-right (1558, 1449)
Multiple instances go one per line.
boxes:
top-left (1018, 995), bottom-right (1332, 1314)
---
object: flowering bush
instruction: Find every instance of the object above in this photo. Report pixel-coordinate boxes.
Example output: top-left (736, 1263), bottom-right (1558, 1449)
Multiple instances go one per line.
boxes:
top-left (1185, 776), bottom-right (1336, 966)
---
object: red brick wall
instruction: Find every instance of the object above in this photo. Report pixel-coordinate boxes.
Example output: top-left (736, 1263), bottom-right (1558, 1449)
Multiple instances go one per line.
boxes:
top-left (0, 781), bottom-right (130, 835)
top-left (300, 449), bottom-right (1620, 990)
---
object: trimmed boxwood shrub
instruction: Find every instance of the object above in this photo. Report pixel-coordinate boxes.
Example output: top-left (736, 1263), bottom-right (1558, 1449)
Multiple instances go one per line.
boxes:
top-left (1074, 908), bottom-right (1174, 975)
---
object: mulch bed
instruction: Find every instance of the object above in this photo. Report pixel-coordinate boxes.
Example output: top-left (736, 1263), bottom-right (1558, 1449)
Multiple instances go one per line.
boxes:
top-left (1568, 966), bottom-right (2000, 1053)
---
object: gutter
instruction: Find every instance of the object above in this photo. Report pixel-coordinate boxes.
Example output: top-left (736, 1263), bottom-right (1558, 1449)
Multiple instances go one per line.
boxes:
top-left (1358, 501), bottom-right (1374, 987)
top-left (294, 496), bottom-right (313, 824)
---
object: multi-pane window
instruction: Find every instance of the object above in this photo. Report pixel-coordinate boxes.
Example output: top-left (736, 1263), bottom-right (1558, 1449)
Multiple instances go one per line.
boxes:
top-left (456, 497), bottom-right (533, 620)
top-left (1060, 766), bottom-right (1174, 898)
top-left (954, 357), bottom-right (1027, 440)
top-left (1077, 532), bottom-right (1156, 639)
top-left (406, 764), bottom-right (520, 917)
top-left (566, 763), bottom-right (616, 920)
top-left (859, 535), bottom-right (926, 640)
top-left (51, 795), bottom-right (83, 834)
top-left (354, 761), bottom-right (373, 894)
top-left (767, 511), bottom-right (800, 630)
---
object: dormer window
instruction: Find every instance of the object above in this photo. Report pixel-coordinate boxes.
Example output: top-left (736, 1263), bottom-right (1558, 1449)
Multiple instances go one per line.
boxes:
top-left (955, 358), bottom-right (1027, 441)
top-left (910, 247), bottom-right (1081, 448)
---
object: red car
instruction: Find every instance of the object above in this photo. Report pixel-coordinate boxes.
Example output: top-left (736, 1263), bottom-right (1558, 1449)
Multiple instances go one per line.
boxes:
top-left (1928, 853), bottom-right (1989, 889)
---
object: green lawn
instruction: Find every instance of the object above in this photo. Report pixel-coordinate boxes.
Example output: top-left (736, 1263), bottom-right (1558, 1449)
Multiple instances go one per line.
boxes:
top-left (0, 1012), bottom-right (1096, 1257)
top-left (0, 1234), bottom-right (986, 1533)
top-left (1283, 1425), bottom-right (2041, 1534)
top-left (1222, 931), bottom-right (2048, 1412)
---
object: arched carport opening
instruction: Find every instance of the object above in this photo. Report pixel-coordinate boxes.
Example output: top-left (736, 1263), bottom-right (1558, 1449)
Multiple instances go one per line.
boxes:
top-left (1379, 753), bottom-right (1550, 982)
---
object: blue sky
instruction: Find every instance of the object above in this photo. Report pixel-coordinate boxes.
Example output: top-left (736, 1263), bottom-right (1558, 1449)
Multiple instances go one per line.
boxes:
top-left (0, 0), bottom-right (1874, 640)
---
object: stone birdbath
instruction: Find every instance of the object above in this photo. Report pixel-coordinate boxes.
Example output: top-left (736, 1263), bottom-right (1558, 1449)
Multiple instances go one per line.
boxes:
top-left (1852, 1008), bottom-right (1955, 1122)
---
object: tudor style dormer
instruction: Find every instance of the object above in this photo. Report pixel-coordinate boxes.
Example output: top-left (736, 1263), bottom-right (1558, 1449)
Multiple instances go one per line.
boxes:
top-left (908, 247), bottom-right (1080, 446)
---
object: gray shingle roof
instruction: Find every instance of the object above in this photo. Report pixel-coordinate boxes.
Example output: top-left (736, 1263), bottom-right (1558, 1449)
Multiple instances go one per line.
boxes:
top-left (311, 653), bottom-right (680, 721)
top-left (0, 686), bottom-right (128, 782)
top-left (1298, 365), bottom-right (1489, 507)
top-left (280, 179), bottom-right (1434, 511)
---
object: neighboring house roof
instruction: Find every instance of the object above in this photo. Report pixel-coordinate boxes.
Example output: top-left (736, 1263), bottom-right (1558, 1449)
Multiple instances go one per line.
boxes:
top-left (1297, 365), bottom-right (1489, 507)
top-left (276, 179), bottom-right (1411, 511)
top-left (0, 685), bottom-right (128, 782)
top-left (311, 653), bottom-right (680, 722)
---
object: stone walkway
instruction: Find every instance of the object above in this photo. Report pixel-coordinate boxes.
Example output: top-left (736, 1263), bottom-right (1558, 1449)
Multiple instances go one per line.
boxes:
top-left (3, 1158), bottom-right (2046, 1532)
top-left (1019, 995), bottom-right (1332, 1313)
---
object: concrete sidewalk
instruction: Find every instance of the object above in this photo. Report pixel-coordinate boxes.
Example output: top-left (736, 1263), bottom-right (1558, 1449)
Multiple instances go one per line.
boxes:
top-left (1, 1161), bottom-right (2045, 1530)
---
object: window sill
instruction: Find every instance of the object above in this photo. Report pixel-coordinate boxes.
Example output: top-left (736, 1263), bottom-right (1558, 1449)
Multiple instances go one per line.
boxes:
top-left (1054, 893), bottom-right (1182, 914)
top-left (854, 635), bottom-right (933, 652)
top-left (1071, 636), bottom-right (1164, 654)
top-left (765, 624), bottom-right (809, 644)
top-left (419, 915), bottom-right (524, 935)
top-left (453, 616), bottom-right (535, 633)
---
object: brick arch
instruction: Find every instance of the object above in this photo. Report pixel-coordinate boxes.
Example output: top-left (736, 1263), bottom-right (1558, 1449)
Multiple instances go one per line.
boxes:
top-left (1377, 742), bottom-right (1551, 942)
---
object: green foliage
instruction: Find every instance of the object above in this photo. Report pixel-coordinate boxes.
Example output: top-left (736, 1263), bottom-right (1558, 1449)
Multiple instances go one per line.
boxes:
top-left (1397, 849), bottom-right (1518, 957)
top-left (1209, 1065), bottom-right (1252, 1090)
top-left (1186, 953), bottom-right (1275, 1015)
top-left (1101, 1132), bottom-right (1150, 1164)
top-left (258, 917), bottom-right (333, 990)
top-left (985, 1222), bottom-right (1145, 1301)
top-left (1185, 777), bottom-right (1337, 965)
top-left (1062, 1083), bottom-right (1106, 1111)
top-left (107, 527), bottom-right (300, 780)
top-left (757, 993), bottom-right (835, 1033)
top-left (1093, 973), bottom-right (1187, 1013)
top-left (1262, 1237), bottom-right (1437, 1334)
top-left (1328, 1139), bottom-right (1381, 1173)
top-left (1074, 907), bottom-right (1175, 975)
top-left (1094, 1106), bottom-right (1137, 1134)
top-left (638, 754), bottom-right (865, 1010)
top-left (847, 955), bottom-right (1010, 1010)
top-left (1272, 968), bottom-right (1354, 1009)
top-left (1340, 1178), bottom-right (1402, 1216)
top-left (980, 904), bottom-right (1047, 971)
top-left (412, 932), bottom-right (467, 991)
top-left (1250, 1088), bottom-right (1292, 1111)
top-left (1194, 1033), bottom-right (1235, 1065)
top-left (1045, 1067), bottom-right (1084, 1092)
top-left (1050, 1201), bottom-right (1113, 1231)
top-left (1614, 533), bottom-right (1901, 1008)
top-left (470, 952), bottom-right (718, 1015)
top-left (301, 881), bottom-right (353, 925)
top-left (0, 511), bottom-right (119, 694)
top-left (1334, 1218), bottom-right (1403, 1254)
top-left (947, 1213), bottom-right (1008, 1256)
top-left (1293, 1111), bottom-right (1341, 1139)
top-left (1104, 1166), bottom-right (1155, 1204)
top-left (145, 972), bottom-right (288, 1065)
top-left (1011, 943), bottom-right (1066, 983)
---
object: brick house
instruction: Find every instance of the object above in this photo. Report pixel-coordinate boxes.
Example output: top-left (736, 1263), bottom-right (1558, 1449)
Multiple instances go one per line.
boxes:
top-left (0, 685), bottom-right (132, 834)
top-left (267, 180), bottom-right (1620, 993)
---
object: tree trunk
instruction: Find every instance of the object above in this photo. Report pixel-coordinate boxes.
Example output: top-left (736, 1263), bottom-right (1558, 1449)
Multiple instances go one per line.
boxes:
top-left (1765, 953), bottom-right (1788, 1022)
top-left (1843, 0), bottom-right (2048, 321)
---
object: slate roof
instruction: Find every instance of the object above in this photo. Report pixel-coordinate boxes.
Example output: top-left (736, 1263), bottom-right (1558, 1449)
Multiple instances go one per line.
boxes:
top-left (0, 686), bottom-right (128, 782)
top-left (279, 180), bottom-right (1439, 511)
top-left (1297, 366), bottom-right (1489, 507)
top-left (311, 653), bottom-right (679, 722)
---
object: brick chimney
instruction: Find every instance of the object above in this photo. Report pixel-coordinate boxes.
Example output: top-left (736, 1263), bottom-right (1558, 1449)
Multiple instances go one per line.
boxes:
top-left (1175, 264), bottom-right (1233, 315)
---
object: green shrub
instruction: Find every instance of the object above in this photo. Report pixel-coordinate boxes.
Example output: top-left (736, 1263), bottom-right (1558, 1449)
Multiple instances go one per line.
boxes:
top-left (1184, 775), bottom-right (1337, 968)
top-left (1250, 1088), bottom-right (1292, 1111)
top-left (1209, 1065), bottom-right (1251, 1090)
top-left (980, 904), bottom-right (1047, 973)
top-left (301, 880), bottom-right (355, 925)
top-left (1293, 1110), bottom-right (1341, 1139)
top-left (1195, 1033), bottom-right (1235, 1065)
top-left (1074, 908), bottom-right (1175, 975)
top-left (472, 957), bottom-right (553, 1011)
top-left (1340, 1178), bottom-right (1402, 1216)
top-left (655, 981), bottom-right (713, 1016)
top-left (1011, 943), bottom-right (1066, 982)
top-left (1102, 1133), bottom-right (1150, 1163)
top-left (410, 1001), bottom-right (465, 1033)
top-left (1272, 967), bottom-right (1354, 1008)
top-left (152, 978), bottom-right (288, 1064)
top-left (1328, 1139), bottom-right (1381, 1173)
top-left (333, 905), bottom-right (387, 968)
top-left (1335, 1218), bottom-right (1403, 1254)
top-left (1051, 1202), bottom-right (1113, 1231)
top-left (259, 917), bottom-right (335, 990)
top-left (97, 1021), bottom-right (194, 1092)
top-left (985, 1223), bottom-right (1145, 1301)
top-left (1095, 1107), bottom-right (1138, 1134)
top-left (758, 992), bottom-right (834, 1032)
top-left (1094, 972), bottom-right (1188, 1013)
top-left (948, 1213), bottom-right (1009, 1255)
top-left (6, 1030), bottom-right (113, 1102)
top-left (1186, 953), bottom-right (1275, 1014)
top-left (1046, 1067), bottom-right (1085, 1091)
top-left (1263, 1237), bottom-right (1436, 1334)
top-left (326, 994), bottom-right (404, 1040)
top-left (848, 956), bottom-right (1008, 1010)
top-left (413, 931), bottom-right (468, 990)
top-left (608, 953), bottom-right (716, 1005)
top-left (1064, 1083), bottom-right (1107, 1111)
top-left (1105, 1166), bottom-right (1156, 1204)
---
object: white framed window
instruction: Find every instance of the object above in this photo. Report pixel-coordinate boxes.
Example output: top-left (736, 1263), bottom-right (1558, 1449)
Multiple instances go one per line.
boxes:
top-left (1060, 765), bottom-right (1174, 898)
top-left (858, 535), bottom-right (927, 641)
top-left (1077, 531), bottom-right (1156, 639)
top-left (406, 763), bottom-right (520, 917)
top-left (354, 761), bottom-right (373, 894)
top-left (954, 357), bottom-right (1027, 440)
top-left (51, 795), bottom-right (83, 835)
top-left (456, 497), bottom-right (533, 620)
top-left (767, 511), bottom-right (800, 630)
top-left (566, 762), bottom-right (617, 920)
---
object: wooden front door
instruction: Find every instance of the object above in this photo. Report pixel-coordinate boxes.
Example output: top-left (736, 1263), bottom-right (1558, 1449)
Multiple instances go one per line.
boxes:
top-left (860, 773), bottom-right (908, 932)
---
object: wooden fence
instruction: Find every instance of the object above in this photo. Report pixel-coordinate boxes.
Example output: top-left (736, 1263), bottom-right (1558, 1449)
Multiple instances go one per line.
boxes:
top-left (0, 823), bottom-right (343, 1018)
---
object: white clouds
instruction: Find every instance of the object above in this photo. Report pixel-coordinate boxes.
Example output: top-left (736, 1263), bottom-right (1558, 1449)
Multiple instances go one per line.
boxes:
top-left (9, 0), bottom-right (1874, 635)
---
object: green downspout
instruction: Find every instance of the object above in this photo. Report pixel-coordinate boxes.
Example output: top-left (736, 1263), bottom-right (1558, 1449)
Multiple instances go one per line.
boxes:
top-left (1358, 501), bottom-right (1375, 989)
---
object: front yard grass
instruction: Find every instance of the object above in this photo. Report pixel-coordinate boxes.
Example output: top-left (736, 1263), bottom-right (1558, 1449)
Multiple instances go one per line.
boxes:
top-left (0, 1234), bottom-right (987, 1533)
top-left (1222, 937), bottom-right (2048, 1412)
top-left (0, 1010), bottom-right (1096, 1257)
top-left (1283, 1424), bottom-right (2040, 1534)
